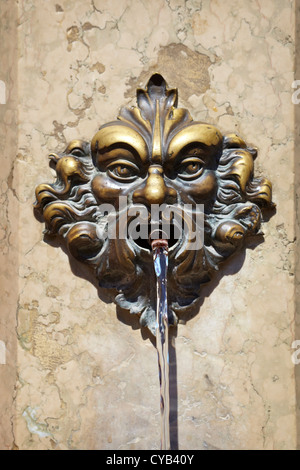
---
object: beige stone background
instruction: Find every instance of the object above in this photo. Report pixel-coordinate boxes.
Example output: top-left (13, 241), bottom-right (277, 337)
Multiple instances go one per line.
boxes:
top-left (0, 0), bottom-right (298, 450)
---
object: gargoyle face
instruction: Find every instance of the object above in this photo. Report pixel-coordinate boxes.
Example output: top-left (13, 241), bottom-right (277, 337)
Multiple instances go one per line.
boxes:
top-left (34, 74), bottom-right (274, 334)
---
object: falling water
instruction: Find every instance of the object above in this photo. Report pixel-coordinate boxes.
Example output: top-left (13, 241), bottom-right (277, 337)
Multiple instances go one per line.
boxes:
top-left (151, 238), bottom-right (170, 451)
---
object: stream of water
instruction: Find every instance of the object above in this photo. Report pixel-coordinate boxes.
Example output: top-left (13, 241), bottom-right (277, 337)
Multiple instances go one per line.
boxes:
top-left (152, 239), bottom-right (170, 451)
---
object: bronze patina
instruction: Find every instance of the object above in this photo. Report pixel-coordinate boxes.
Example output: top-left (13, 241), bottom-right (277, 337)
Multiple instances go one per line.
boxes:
top-left (34, 74), bottom-right (274, 333)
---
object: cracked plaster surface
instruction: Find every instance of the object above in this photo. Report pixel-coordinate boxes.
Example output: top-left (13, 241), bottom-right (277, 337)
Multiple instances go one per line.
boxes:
top-left (0, 0), bottom-right (298, 450)
top-left (0, 0), bottom-right (18, 450)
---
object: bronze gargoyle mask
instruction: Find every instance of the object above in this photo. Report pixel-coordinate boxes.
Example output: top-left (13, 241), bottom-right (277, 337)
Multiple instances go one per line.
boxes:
top-left (34, 74), bottom-right (273, 334)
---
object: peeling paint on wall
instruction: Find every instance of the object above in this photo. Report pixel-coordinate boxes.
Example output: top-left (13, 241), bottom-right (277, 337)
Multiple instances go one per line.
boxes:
top-left (125, 43), bottom-right (213, 104)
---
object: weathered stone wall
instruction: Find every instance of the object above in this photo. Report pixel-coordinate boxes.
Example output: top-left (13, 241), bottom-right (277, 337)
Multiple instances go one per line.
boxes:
top-left (0, 0), bottom-right (18, 450)
top-left (0, 0), bottom-right (298, 450)
top-left (295, 0), bottom-right (300, 451)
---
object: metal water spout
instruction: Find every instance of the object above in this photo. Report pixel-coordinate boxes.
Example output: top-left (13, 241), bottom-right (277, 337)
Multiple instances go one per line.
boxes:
top-left (151, 237), bottom-right (170, 450)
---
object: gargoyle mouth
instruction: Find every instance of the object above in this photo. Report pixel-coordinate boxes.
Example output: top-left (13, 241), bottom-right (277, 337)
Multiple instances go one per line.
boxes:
top-left (131, 222), bottom-right (182, 252)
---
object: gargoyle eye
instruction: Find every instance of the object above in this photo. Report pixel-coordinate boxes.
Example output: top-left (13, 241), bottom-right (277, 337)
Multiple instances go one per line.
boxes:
top-left (107, 160), bottom-right (140, 182)
top-left (177, 157), bottom-right (204, 180)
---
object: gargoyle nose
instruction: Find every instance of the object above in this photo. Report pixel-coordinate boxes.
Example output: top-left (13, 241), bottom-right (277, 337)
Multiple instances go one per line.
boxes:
top-left (133, 165), bottom-right (177, 207)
